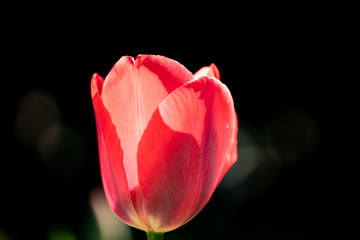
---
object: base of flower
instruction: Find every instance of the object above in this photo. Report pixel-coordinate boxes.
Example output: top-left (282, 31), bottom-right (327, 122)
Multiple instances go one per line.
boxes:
top-left (147, 231), bottom-right (164, 240)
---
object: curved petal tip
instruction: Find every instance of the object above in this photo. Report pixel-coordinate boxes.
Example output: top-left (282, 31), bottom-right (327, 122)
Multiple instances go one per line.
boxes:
top-left (193, 63), bottom-right (220, 80)
top-left (91, 73), bottom-right (104, 98)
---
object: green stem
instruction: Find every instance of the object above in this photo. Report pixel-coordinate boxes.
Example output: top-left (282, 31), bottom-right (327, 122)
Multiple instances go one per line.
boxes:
top-left (147, 231), bottom-right (164, 240)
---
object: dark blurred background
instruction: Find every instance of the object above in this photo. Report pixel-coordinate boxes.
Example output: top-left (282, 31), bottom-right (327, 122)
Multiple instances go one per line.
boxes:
top-left (1, 3), bottom-right (352, 240)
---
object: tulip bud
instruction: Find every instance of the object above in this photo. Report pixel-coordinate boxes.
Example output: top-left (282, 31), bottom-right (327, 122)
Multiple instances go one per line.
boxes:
top-left (91, 55), bottom-right (238, 238)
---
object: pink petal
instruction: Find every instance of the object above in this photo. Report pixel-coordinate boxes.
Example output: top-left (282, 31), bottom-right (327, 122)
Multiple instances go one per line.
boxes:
top-left (91, 73), bottom-right (148, 231)
top-left (193, 63), bottom-right (220, 80)
top-left (137, 76), bottom-right (237, 232)
top-left (100, 55), bottom-right (194, 190)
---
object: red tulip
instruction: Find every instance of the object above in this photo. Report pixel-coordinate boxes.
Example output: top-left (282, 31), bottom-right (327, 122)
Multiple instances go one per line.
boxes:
top-left (91, 55), bottom-right (238, 234)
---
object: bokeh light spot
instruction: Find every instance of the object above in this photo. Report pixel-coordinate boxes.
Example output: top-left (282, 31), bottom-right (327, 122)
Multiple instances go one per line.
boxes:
top-left (15, 89), bottom-right (60, 149)
top-left (266, 108), bottom-right (320, 166)
top-left (89, 186), bottom-right (133, 240)
top-left (222, 125), bottom-right (264, 189)
top-left (37, 124), bottom-right (87, 181)
top-left (0, 228), bottom-right (12, 240)
top-left (47, 223), bottom-right (77, 240)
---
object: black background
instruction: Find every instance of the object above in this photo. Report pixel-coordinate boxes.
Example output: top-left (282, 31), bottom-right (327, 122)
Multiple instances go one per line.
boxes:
top-left (1, 4), bottom-right (353, 240)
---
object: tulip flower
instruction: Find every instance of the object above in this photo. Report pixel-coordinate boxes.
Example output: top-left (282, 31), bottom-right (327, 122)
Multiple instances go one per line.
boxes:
top-left (91, 55), bottom-right (238, 240)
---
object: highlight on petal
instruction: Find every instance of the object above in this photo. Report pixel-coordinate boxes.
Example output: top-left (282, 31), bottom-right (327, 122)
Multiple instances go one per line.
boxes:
top-left (92, 86), bottom-right (148, 231)
top-left (99, 55), bottom-right (194, 191)
top-left (136, 76), bottom-right (237, 232)
top-left (193, 63), bottom-right (220, 80)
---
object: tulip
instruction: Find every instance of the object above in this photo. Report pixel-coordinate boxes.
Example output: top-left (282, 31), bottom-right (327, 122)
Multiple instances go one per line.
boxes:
top-left (91, 55), bottom-right (238, 239)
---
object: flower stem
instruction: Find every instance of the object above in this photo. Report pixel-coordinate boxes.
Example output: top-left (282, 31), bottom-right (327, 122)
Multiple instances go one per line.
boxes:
top-left (147, 231), bottom-right (164, 240)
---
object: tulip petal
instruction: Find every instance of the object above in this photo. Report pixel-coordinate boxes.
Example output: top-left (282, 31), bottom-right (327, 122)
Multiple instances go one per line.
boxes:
top-left (100, 55), bottom-right (194, 190)
top-left (91, 74), bottom-right (148, 231)
top-left (218, 114), bottom-right (238, 183)
top-left (137, 76), bottom-right (237, 232)
top-left (193, 63), bottom-right (220, 80)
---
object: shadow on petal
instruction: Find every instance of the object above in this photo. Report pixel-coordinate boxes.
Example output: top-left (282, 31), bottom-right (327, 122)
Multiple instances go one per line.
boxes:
top-left (137, 109), bottom-right (203, 232)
